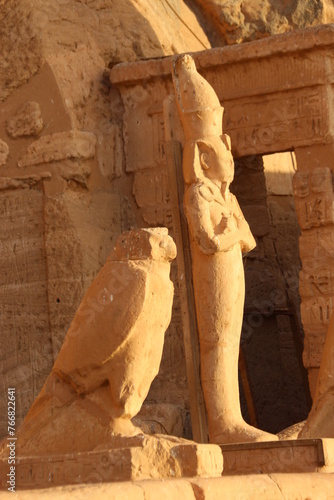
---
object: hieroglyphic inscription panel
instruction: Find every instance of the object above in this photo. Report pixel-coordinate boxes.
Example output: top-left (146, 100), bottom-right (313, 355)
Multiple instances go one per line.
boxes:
top-left (293, 167), bottom-right (334, 230)
top-left (300, 260), bottom-right (334, 297)
top-left (303, 333), bottom-right (327, 368)
top-left (149, 110), bottom-right (167, 165)
top-left (301, 297), bottom-right (333, 334)
top-left (205, 52), bottom-right (327, 102)
top-left (123, 86), bottom-right (167, 172)
top-left (225, 88), bottom-right (326, 157)
top-left (293, 168), bottom-right (334, 369)
top-left (132, 169), bottom-right (172, 228)
top-left (0, 190), bottom-right (52, 439)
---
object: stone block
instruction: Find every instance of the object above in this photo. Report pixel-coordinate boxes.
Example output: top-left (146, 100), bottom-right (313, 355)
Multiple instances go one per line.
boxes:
top-left (6, 101), bottom-right (43, 138)
top-left (220, 439), bottom-right (334, 475)
top-left (0, 439), bottom-right (223, 490)
top-left (191, 475), bottom-right (282, 500)
top-left (18, 131), bottom-right (96, 168)
top-left (171, 444), bottom-right (223, 479)
top-left (139, 479), bottom-right (195, 500)
top-left (191, 472), bottom-right (334, 500)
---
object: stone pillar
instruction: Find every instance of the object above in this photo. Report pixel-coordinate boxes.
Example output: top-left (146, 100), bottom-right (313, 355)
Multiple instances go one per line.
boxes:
top-left (294, 143), bottom-right (334, 396)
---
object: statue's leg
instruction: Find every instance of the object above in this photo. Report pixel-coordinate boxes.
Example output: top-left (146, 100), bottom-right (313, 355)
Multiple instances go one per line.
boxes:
top-left (108, 374), bottom-right (143, 436)
top-left (107, 325), bottom-right (165, 437)
top-left (195, 252), bottom-right (277, 444)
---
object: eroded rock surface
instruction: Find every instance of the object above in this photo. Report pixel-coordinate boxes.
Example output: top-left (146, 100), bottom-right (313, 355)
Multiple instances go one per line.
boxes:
top-left (193, 0), bottom-right (334, 44)
top-left (0, 0), bottom-right (331, 441)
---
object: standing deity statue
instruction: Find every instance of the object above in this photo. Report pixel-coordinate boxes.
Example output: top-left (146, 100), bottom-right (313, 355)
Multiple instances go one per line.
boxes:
top-left (172, 54), bottom-right (277, 444)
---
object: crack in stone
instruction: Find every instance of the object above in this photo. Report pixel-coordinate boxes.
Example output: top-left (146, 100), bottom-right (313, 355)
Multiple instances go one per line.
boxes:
top-left (268, 474), bottom-right (286, 499)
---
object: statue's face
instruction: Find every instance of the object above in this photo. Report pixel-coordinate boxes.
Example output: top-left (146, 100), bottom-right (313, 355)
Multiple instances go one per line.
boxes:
top-left (115, 228), bottom-right (177, 263)
top-left (203, 137), bottom-right (234, 186)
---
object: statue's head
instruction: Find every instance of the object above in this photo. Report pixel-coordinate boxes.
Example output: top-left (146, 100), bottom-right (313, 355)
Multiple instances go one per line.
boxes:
top-left (113, 228), bottom-right (177, 263)
top-left (172, 54), bottom-right (234, 188)
top-left (183, 136), bottom-right (234, 187)
top-left (197, 136), bottom-right (234, 186)
top-left (172, 54), bottom-right (223, 141)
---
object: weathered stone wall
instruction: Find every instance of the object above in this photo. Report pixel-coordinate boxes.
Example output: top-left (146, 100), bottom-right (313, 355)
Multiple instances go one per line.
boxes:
top-left (1, 0), bottom-right (333, 440)
top-left (192, 0), bottom-right (334, 44)
top-left (0, 0), bottom-right (211, 439)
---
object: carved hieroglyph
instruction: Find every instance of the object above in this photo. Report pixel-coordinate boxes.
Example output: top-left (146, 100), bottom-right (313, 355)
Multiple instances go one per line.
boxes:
top-left (299, 309), bottom-right (334, 439)
top-left (172, 54), bottom-right (277, 444)
top-left (0, 139), bottom-right (9, 166)
top-left (0, 228), bottom-right (176, 456)
top-left (293, 168), bottom-right (334, 377)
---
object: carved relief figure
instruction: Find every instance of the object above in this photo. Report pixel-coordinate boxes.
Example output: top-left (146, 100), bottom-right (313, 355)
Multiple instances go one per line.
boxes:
top-left (0, 228), bottom-right (177, 456)
top-left (299, 309), bottom-right (334, 439)
top-left (173, 55), bottom-right (277, 443)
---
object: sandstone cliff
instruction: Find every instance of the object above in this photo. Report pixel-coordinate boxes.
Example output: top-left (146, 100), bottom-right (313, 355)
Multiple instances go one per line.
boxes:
top-left (193, 0), bottom-right (334, 44)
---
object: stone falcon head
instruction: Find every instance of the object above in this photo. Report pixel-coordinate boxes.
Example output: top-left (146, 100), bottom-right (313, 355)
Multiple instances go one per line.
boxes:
top-left (113, 227), bottom-right (177, 263)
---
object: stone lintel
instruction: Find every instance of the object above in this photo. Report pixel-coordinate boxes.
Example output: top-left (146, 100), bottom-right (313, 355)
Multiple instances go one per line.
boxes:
top-left (220, 438), bottom-right (334, 475)
top-left (110, 25), bottom-right (334, 159)
top-left (110, 24), bottom-right (334, 89)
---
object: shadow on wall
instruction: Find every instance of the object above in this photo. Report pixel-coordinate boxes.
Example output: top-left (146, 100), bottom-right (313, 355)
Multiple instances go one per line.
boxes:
top-left (232, 153), bottom-right (311, 434)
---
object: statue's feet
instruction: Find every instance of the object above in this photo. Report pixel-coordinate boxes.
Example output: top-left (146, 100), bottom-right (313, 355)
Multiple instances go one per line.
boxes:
top-left (209, 421), bottom-right (278, 445)
top-left (109, 417), bottom-right (143, 437)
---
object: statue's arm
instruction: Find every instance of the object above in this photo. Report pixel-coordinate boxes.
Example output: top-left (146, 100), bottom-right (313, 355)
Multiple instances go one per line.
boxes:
top-left (184, 187), bottom-right (253, 254)
top-left (231, 195), bottom-right (256, 253)
top-left (184, 187), bottom-right (219, 254)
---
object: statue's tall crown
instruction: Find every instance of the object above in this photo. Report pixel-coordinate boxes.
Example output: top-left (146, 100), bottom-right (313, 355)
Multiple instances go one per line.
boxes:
top-left (172, 54), bottom-right (224, 140)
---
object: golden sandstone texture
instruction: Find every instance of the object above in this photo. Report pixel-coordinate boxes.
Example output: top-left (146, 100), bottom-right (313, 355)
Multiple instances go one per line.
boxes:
top-left (193, 0), bottom-right (334, 44)
top-left (2, 0), bottom-right (334, 99)
top-left (0, 0), bottom-right (333, 442)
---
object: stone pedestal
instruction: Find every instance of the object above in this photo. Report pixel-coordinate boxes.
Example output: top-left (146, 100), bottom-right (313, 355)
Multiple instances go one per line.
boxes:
top-left (221, 438), bottom-right (334, 475)
top-left (0, 435), bottom-right (223, 490)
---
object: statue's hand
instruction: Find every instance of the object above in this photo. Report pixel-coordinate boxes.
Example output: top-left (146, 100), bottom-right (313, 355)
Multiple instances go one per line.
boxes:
top-left (237, 217), bottom-right (249, 234)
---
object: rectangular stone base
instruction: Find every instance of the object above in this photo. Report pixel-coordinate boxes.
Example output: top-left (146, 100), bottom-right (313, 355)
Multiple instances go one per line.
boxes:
top-left (0, 440), bottom-right (223, 490)
top-left (221, 438), bottom-right (334, 475)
